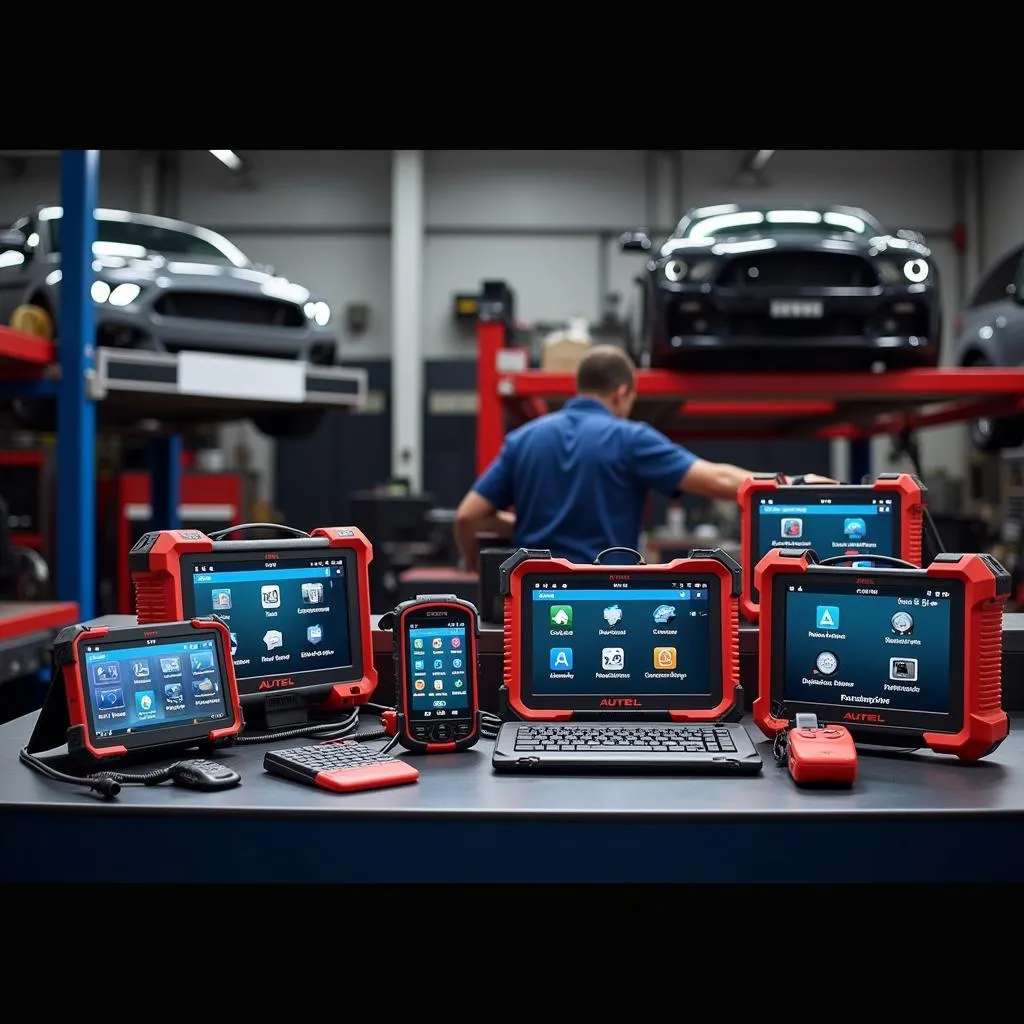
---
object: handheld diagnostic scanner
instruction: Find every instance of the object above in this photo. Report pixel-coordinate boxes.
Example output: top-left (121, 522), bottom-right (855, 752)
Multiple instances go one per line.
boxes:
top-left (380, 594), bottom-right (481, 753)
top-left (497, 546), bottom-right (743, 723)
top-left (130, 525), bottom-right (376, 731)
top-left (753, 547), bottom-right (1010, 762)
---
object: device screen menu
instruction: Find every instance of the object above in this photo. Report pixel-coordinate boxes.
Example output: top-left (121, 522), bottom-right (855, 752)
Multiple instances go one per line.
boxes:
top-left (529, 579), bottom-right (713, 696)
top-left (407, 622), bottom-right (471, 720)
top-left (754, 494), bottom-right (899, 599)
top-left (83, 637), bottom-right (229, 738)
top-left (781, 582), bottom-right (952, 715)
top-left (190, 557), bottom-right (352, 682)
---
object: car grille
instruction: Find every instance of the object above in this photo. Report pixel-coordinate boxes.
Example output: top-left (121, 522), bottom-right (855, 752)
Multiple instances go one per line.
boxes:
top-left (717, 252), bottom-right (879, 289)
top-left (153, 291), bottom-right (305, 328)
top-left (727, 313), bottom-right (868, 337)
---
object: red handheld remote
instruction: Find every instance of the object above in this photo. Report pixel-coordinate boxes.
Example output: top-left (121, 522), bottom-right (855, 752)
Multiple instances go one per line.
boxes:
top-left (787, 715), bottom-right (858, 786)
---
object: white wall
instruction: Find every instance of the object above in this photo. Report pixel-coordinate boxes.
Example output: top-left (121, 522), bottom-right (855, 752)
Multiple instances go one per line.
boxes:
top-left (0, 148), bottom-right (978, 487)
top-left (980, 150), bottom-right (1024, 269)
top-left (0, 150), bottom-right (144, 219)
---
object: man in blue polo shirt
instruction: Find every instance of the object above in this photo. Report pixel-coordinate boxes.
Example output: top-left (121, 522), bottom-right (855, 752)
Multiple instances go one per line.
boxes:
top-left (454, 345), bottom-right (833, 569)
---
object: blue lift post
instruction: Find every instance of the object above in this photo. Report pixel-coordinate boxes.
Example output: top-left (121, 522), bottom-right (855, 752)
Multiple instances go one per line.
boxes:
top-left (56, 151), bottom-right (99, 621)
top-left (149, 435), bottom-right (182, 531)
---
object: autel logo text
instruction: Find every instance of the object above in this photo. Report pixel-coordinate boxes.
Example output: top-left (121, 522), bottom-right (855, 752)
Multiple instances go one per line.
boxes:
top-left (258, 677), bottom-right (296, 690)
top-left (599, 697), bottom-right (642, 707)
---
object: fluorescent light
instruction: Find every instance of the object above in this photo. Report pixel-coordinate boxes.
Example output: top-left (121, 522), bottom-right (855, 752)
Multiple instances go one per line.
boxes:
top-left (209, 149), bottom-right (242, 171)
top-left (750, 149), bottom-right (775, 171)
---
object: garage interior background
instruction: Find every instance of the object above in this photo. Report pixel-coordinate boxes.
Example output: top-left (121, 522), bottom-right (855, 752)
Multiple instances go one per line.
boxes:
top-left (1, 148), bottom-right (1022, 598)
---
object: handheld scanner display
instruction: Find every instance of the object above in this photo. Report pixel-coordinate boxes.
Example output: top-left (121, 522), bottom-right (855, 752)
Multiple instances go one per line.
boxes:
top-left (498, 547), bottom-right (742, 722)
top-left (737, 473), bottom-right (926, 621)
top-left (389, 595), bottom-right (480, 753)
top-left (55, 617), bottom-right (243, 762)
top-left (129, 527), bottom-right (377, 710)
top-left (753, 547), bottom-right (1009, 762)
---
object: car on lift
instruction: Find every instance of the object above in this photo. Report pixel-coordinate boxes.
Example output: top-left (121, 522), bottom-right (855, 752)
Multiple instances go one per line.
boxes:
top-left (0, 206), bottom-right (339, 438)
top-left (952, 242), bottom-right (1024, 451)
top-left (620, 203), bottom-right (942, 372)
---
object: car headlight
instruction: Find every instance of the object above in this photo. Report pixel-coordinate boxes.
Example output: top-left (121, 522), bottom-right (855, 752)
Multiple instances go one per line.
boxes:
top-left (664, 260), bottom-right (687, 283)
top-left (304, 300), bottom-right (331, 327)
top-left (903, 258), bottom-right (929, 283)
top-left (91, 281), bottom-right (141, 306)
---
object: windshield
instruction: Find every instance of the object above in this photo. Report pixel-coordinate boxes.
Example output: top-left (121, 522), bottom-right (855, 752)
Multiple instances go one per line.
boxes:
top-left (679, 208), bottom-right (882, 241)
top-left (46, 214), bottom-right (249, 265)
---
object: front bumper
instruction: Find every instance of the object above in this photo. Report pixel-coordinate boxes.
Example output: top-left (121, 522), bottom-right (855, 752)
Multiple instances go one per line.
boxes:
top-left (648, 283), bottom-right (939, 361)
top-left (94, 305), bottom-right (338, 362)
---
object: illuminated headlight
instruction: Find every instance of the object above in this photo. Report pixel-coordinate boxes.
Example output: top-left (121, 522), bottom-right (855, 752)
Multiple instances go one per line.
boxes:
top-left (304, 300), bottom-right (331, 326)
top-left (903, 259), bottom-right (929, 283)
top-left (91, 281), bottom-right (141, 306)
top-left (664, 260), bottom-right (687, 282)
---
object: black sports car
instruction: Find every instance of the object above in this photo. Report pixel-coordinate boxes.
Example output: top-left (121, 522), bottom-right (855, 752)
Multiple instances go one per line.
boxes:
top-left (621, 203), bottom-right (941, 371)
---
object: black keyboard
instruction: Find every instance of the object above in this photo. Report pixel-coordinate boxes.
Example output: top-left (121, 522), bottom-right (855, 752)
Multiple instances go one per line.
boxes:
top-left (513, 722), bottom-right (738, 753)
top-left (492, 721), bottom-right (763, 774)
top-left (264, 740), bottom-right (420, 793)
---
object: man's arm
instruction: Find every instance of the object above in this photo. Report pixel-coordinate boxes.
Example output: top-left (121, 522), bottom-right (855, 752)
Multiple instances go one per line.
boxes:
top-left (454, 491), bottom-right (515, 572)
top-left (678, 460), bottom-right (835, 501)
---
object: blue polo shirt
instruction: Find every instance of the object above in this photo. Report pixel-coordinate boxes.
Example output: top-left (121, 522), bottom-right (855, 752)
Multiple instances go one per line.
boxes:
top-left (472, 397), bottom-right (698, 564)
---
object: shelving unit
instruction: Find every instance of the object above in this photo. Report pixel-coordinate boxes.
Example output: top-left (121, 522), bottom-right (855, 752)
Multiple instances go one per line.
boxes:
top-left (0, 151), bottom-right (368, 619)
top-left (474, 314), bottom-right (1024, 483)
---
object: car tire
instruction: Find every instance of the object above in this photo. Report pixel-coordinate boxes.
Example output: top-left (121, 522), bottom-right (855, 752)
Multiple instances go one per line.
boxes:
top-left (964, 354), bottom-right (1024, 452)
top-left (251, 407), bottom-right (329, 439)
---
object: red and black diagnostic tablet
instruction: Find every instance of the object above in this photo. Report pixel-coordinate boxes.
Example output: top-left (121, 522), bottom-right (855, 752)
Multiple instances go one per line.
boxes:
top-left (379, 594), bottom-right (481, 753)
top-left (25, 618), bottom-right (243, 767)
top-left (129, 526), bottom-right (377, 728)
top-left (753, 547), bottom-right (1010, 762)
top-left (497, 546), bottom-right (743, 722)
top-left (737, 472), bottom-right (927, 621)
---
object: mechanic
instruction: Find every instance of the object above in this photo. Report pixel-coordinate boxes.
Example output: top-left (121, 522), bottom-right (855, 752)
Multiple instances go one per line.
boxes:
top-left (454, 344), bottom-right (835, 569)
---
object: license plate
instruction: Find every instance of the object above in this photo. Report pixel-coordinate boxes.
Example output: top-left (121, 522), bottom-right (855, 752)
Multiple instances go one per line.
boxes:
top-left (770, 300), bottom-right (824, 319)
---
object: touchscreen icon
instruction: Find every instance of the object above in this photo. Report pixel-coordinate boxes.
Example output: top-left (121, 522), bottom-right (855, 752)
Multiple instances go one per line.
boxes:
top-left (550, 647), bottom-right (573, 671)
top-left (815, 605), bottom-right (840, 629)
top-left (135, 690), bottom-right (156, 715)
top-left (433, 659), bottom-right (443, 670)
top-left (260, 585), bottom-right (281, 610)
top-left (96, 687), bottom-right (124, 710)
top-left (190, 650), bottom-right (215, 673)
top-left (603, 605), bottom-right (624, 626)
top-left (843, 517), bottom-right (867, 539)
top-left (452, 658), bottom-right (463, 669)
top-left (229, 633), bottom-right (238, 657)
top-left (602, 647), bottom-right (625, 671)
top-left (781, 517), bottom-right (803, 538)
top-left (414, 679), bottom-right (425, 691)
top-left (414, 659), bottom-right (425, 671)
top-left (94, 662), bottom-right (120, 684)
top-left (432, 637), bottom-right (443, 650)
top-left (263, 629), bottom-right (283, 651)
top-left (307, 624), bottom-right (323, 645)
top-left (192, 677), bottom-right (217, 696)
top-left (550, 605), bottom-right (572, 628)
top-left (413, 637), bottom-right (424, 649)
top-left (159, 656), bottom-right (181, 675)
top-left (815, 651), bottom-right (839, 675)
top-left (451, 636), bottom-right (461, 648)
top-left (653, 646), bottom-right (677, 670)
top-left (163, 682), bottom-right (184, 706)
top-left (211, 588), bottom-right (232, 611)
top-left (131, 660), bottom-right (150, 680)
top-left (891, 611), bottom-right (914, 635)
top-left (653, 604), bottom-right (676, 624)
top-left (301, 582), bottom-right (324, 605)
top-left (889, 657), bottom-right (918, 682)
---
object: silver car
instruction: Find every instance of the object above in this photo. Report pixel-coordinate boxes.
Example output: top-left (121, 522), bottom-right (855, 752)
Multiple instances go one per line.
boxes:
top-left (0, 206), bottom-right (339, 437)
top-left (952, 242), bottom-right (1024, 451)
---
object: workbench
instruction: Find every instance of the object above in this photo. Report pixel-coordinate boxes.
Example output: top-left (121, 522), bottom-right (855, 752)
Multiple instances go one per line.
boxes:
top-left (1, 704), bottom-right (1021, 884)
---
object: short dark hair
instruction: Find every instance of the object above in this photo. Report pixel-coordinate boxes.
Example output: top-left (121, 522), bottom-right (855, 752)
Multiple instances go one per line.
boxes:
top-left (575, 345), bottom-right (636, 395)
